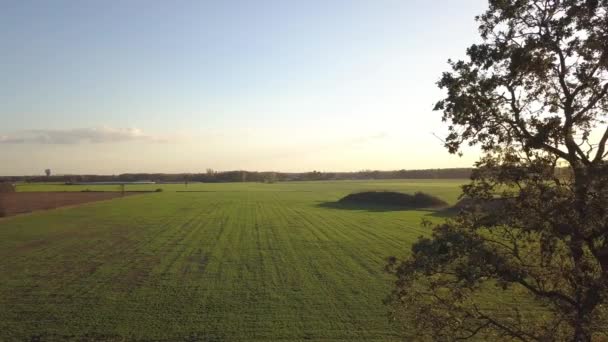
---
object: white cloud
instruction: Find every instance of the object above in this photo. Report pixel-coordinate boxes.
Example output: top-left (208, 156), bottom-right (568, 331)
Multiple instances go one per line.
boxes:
top-left (0, 126), bottom-right (170, 144)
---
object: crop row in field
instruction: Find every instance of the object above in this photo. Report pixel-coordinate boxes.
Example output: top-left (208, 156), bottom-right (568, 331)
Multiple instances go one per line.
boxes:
top-left (1, 180), bottom-right (465, 341)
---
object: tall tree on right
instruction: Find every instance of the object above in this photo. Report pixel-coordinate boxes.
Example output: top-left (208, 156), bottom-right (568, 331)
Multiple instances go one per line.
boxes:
top-left (387, 1), bottom-right (608, 341)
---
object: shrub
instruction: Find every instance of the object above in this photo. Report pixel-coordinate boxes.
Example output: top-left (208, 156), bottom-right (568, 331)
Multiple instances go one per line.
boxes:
top-left (452, 197), bottom-right (507, 214)
top-left (0, 183), bottom-right (15, 193)
top-left (155, 188), bottom-right (163, 192)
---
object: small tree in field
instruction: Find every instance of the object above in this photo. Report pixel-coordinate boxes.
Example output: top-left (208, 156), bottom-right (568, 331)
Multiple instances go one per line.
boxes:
top-left (387, 1), bottom-right (608, 341)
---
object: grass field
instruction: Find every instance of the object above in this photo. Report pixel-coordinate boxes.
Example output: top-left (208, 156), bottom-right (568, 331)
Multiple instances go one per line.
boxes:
top-left (0, 180), bottom-right (466, 341)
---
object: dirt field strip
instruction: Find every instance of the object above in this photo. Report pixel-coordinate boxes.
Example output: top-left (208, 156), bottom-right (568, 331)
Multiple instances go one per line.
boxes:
top-left (0, 192), bottom-right (147, 218)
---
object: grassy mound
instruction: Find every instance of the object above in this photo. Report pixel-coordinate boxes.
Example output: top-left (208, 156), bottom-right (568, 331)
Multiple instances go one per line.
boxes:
top-left (338, 191), bottom-right (447, 208)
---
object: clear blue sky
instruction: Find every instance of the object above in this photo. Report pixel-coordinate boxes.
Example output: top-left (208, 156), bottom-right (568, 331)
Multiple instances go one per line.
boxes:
top-left (0, 0), bottom-right (487, 175)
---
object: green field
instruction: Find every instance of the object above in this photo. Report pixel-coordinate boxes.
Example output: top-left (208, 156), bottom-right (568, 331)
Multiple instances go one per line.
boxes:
top-left (1, 180), bottom-right (465, 341)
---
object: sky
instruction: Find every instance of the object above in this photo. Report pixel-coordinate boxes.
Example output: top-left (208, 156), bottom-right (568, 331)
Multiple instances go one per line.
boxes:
top-left (0, 0), bottom-right (488, 176)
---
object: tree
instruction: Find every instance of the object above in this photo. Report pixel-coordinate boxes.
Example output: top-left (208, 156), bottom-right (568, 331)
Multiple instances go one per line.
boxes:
top-left (386, 1), bottom-right (608, 341)
top-left (264, 172), bottom-right (277, 183)
top-left (205, 168), bottom-right (216, 182)
top-left (45, 169), bottom-right (51, 177)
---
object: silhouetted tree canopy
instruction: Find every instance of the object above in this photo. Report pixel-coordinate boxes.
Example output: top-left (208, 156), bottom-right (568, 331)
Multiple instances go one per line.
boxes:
top-left (387, 1), bottom-right (608, 341)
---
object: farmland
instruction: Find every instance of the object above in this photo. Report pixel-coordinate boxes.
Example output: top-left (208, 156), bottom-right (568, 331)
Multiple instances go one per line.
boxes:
top-left (0, 192), bottom-right (145, 217)
top-left (1, 180), bottom-right (465, 341)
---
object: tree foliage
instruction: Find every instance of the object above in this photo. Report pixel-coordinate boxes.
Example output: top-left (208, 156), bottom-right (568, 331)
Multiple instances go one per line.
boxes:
top-left (387, 1), bottom-right (608, 341)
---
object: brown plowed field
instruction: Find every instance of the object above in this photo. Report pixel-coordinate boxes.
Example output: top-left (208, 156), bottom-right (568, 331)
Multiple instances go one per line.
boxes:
top-left (0, 192), bottom-right (144, 217)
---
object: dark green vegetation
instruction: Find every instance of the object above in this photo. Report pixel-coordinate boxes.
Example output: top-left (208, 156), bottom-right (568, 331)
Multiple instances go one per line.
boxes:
top-left (0, 180), bottom-right (464, 341)
top-left (338, 191), bottom-right (447, 209)
top-left (388, 1), bottom-right (608, 340)
top-left (0, 182), bottom-right (15, 193)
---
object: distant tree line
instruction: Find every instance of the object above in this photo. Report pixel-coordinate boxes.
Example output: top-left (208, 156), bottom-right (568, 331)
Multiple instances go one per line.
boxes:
top-left (0, 168), bottom-right (473, 183)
